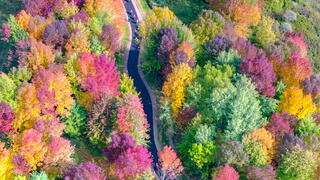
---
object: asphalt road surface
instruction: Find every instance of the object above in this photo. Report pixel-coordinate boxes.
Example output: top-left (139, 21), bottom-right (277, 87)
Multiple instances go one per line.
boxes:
top-left (123, 0), bottom-right (159, 164)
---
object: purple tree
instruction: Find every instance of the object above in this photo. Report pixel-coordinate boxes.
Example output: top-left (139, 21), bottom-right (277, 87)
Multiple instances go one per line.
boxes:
top-left (13, 154), bottom-right (32, 176)
top-left (43, 20), bottom-right (70, 48)
top-left (103, 133), bottom-right (136, 163)
top-left (278, 133), bottom-right (306, 156)
top-left (69, 9), bottom-right (90, 24)
top-left (204, 35), bottom-right (233, 58)
top-left (100, 24), bottom-right (121, 55)
top-left (303, 75), bottom-right (320, 98)
top-left (24, 0), bottom-right (54, 17)
top-left (233, 38), bottom-right (265, 60)
top-left (267, 112), bottom-right (296, 140)
top-left (64, 162), bottom-right (106, 180)
top-left (246, 165), bottom-right (276, 180)
top-left (157, 27), bottom-right (179, 63)
top-left (240, 54), bottom-right (277, 97)
top-left (67, 0), bottom-right (85, 7)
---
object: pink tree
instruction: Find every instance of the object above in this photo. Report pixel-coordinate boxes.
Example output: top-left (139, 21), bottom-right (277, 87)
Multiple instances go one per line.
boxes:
top-left (157, 146), bottom-right (184, 180)
top-left (212, 165), bottom-right (239, 180)
top-left (0, 102), bottom-right (14, 134)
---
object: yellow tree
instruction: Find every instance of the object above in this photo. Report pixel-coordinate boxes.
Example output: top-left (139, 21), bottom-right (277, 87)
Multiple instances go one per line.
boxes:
top-left (253, 16), bottom-right (277, 48)
top-left (242, 128), bottom-right (276, 163)
top-left (278, 87), bottom-right (316, 120)
top-left (162, 63), bottom-right (193, 117)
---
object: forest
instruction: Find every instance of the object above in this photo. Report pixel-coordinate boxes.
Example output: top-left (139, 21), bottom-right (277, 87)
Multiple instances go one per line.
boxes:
top-left (0, 0), bottom-right (319, 179)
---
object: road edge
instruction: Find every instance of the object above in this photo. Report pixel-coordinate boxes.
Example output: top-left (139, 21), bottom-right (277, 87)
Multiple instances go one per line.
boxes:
top-left (130, 0), bottom-right (161, 152)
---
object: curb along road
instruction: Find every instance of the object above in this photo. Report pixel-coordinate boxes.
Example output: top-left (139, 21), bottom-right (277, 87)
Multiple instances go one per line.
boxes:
top-left (122, 0), bottom-right (160, 169)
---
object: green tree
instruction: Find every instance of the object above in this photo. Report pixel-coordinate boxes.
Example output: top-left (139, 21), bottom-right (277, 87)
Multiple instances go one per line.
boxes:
top-left (190, 10), bottom-right (224, 45)
top-left (189, 141), bottom-right (216, 169)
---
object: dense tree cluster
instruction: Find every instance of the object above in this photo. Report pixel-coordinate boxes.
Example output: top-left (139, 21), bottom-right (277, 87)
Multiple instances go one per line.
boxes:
top-left (0, 0), bottom-right (154, 179)
top-left (138, 2), bottom-right (320, 179)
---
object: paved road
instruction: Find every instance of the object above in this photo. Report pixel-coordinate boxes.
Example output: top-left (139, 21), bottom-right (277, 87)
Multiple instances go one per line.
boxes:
top-left (123, 0), bottom-right (159, 164)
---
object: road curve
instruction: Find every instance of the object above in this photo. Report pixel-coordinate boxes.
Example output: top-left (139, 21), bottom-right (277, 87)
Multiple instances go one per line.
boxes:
top-left (123, 0), bottom-right (159, 164)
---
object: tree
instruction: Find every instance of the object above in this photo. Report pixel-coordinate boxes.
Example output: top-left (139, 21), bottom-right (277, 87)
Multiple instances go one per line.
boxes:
top-left (157, 146), bottom-right (184, 180)
top-left (119, 73), bottom-right (139, 97)
top-left (34, 117), bottom-right (65, 139)
top-left (87, 92), bottom-right (118, 145)
top-left (0, 142), bottom-right (13, 179)
top-left (4, 15), bottom-right (28, 43)
top-left (84, 0), bottom-right (107, 16)
top-left (296, 116), bottom-right (320, 136)
top-left (279, 52), bottom-right (313, 87)
top-left (215, 141), bottom-right (249, 168)
top-left (14, 83), bottom-right (40, 131)
top-left (204, 35), bottom-right (233, 58)
top-left (277, 133), bottom-right (306, 156)
top-left (53, 0), bottom-right (79, 19)
top-left (157, 27), bottom-right (178, 63)
top-left (303, 75), bottom-right (320, 98)
top-left (64, 162), bottom-right (106, 180)
top-left (252, 16), bottom-right (277, 48)
top-left (61, 103), bottom-right (87, 137)
top-left (266, 45), bottom-right (285, 74)
top-left (206, 75), bottom-right (264, 141)
top-left (114, 145), bottom-right (152, 180)
top-left (169, 41), bottom-right (195, 68)
top-left (32, 64), bottom-right (74, 117)
top-left (65, 28), bottom-right (91, 54)
top-left (212, 165), bottom-right (239, 180)
top-left (103, 134), bottom-right (136, 163)
top-left (77, 53), bottom-right (120, 99)
top-left (185, 64), bottom-right (233, 110)
top-left (214, 49), bottom-right (241, 68)
top-left (242, 128), bottom-right (276, 164)
top-left (190, 10), bottom-right (224, 45)
top-left (233, 38), bottom-right (264, 60)
top-left (13, 129), bottom-right (47, 170)
top-left (189, 142), bottom-right (216, 169)
top-left (15, 10), bottom-right (31, 31)
top-left (177, 107), bottom-right (197, 130)
top-left (116, 94), bottom-right (149, 145)
top-left (19, 39), bottom-right (55, 73)
top-left (278, 87), bottom-right (316, 120)
top-left (100, 24), bottom-right (121, 55)
top-left (240, 54), bottom-right (277, 97)
top-left (44, 137), bottom-right (74, 173)
top-left (13, 154), bottom-right (31, 176)
top-left (162, 63), bottom-right (193, 117)
top-left (104, 134), bottom-right (152, 180)
top-left (200, 35), bottom-right (233, 66)
top-left (23, 0), bottom-right (54, 16)
top-left (284, 32), bottom-right (308, 58)
top-left (43, 20), bottom-right (70, 47)
top-left (266, 112), bottom-right (296, 140)
top-left (246, 165), bottom-right (276, 180)
top-left (27, 15), bottom-right (54, 40)
top-left (243, 139), bottom-right (268, 167)
top-left (195, 124), bottom-right (215, 144)
top-left (0, 73), bottom-right (18, 108)
top-left (0, 103), bottom-right (14, 134)
top-left (277, 146), bottom-right (318, 180)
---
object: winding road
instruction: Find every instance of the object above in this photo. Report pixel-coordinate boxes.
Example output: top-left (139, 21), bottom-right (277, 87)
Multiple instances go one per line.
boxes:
top-left (123, 0), bottom-right (159, 165)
